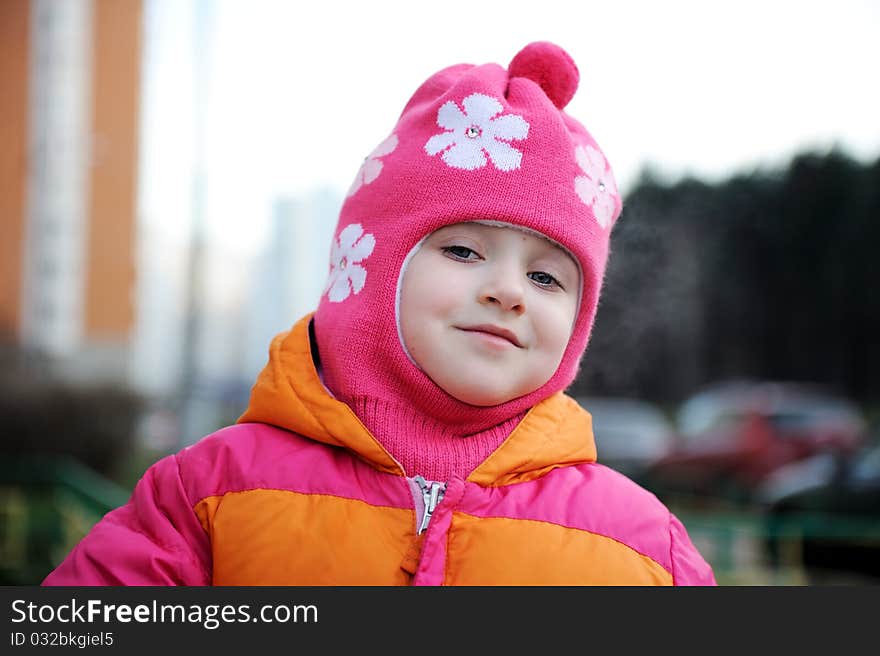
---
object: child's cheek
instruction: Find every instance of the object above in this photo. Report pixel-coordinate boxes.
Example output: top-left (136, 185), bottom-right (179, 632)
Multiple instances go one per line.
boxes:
top-left (433, 276), bottom-right (468, 314)
top-left (539, 304), bottom-right (577, 355)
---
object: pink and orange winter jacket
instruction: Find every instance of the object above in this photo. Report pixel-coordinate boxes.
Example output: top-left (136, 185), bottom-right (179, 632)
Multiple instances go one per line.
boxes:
top-left (43, 315), bottom-right (716, 585)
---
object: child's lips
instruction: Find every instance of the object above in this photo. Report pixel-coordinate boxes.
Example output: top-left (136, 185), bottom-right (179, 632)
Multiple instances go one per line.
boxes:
top-left (456, 324), bottom-right (523, 348)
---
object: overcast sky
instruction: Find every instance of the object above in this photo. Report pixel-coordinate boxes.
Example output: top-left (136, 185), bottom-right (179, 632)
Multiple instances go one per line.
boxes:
top-left (140, 0), bottom-right (880, 253)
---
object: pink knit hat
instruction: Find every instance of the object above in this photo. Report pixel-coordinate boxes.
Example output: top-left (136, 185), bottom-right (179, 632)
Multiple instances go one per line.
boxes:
top-left (312, 42), bottom-right (622, 478)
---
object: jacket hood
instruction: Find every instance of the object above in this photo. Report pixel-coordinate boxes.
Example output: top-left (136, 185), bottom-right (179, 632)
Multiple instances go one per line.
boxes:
top-left (238, 314), bottom-right (597, 486)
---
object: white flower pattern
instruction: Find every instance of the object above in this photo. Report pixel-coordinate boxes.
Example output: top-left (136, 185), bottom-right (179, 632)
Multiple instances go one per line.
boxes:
top-left (424, 93), bottom-right (529, 172)
top-left (574, 145), bottom-right (619, 229)
top-left (325, 224), bottom-right (376, 303)
top-left (347, 134), bottom-right (398, 197)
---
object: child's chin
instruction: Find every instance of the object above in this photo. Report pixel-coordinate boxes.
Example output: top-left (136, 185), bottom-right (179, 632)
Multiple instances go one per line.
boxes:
top-left (448, 385), bottom-right (519, 407)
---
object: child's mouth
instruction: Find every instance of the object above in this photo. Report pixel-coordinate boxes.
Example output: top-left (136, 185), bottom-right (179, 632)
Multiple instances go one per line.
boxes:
top-left (457, 325), bottom-right (523, 348)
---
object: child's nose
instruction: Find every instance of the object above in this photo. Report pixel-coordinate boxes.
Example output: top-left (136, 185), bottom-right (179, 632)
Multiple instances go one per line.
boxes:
top-left (479, 272), bottom-right (526, 314)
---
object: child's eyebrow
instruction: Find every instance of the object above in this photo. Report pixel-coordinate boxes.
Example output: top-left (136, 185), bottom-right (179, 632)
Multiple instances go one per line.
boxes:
top-left (432, 223), bottom-right (580, 275)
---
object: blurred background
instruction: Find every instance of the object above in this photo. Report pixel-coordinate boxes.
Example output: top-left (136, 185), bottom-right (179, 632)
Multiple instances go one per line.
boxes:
top-left (1, 0), bottom-right (878, 585)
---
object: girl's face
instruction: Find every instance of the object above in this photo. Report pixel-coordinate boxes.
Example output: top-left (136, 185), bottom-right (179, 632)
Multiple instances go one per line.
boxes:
top-left (399, 222), bottom-right (580, 406)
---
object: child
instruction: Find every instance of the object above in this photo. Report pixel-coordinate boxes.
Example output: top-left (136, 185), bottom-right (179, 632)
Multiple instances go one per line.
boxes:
top-left (44, 42), bottom-right (716, 585)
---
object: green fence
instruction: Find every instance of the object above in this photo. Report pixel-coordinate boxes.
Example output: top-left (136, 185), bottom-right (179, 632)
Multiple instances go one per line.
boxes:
top-left (0, 455), bottom-right (130, 585)
top-left (671, 499), bottom-right (880, 585)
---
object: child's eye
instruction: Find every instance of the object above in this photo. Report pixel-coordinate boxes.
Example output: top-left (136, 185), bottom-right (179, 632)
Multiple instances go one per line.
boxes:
top-left (528, 271), bottom-right (563, 289)
top-left (442, 245), bottom-right (480, 260)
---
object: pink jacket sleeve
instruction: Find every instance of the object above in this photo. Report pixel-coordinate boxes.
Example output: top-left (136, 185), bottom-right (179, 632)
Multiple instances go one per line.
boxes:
top-left (669, 513), bottom-right (717, 585)
top-left (42, 453), bottom-right (212, 586)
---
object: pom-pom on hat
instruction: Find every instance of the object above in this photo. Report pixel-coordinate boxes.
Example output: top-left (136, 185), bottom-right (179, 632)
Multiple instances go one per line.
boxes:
top-left (508, 41), bottom-right (580, 109)
top-left (312, 41), bottom-right (622, 478)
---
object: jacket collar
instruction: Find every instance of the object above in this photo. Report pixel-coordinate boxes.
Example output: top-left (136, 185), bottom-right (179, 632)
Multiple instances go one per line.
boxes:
top-left (237, 314), bottom-right (597, 486)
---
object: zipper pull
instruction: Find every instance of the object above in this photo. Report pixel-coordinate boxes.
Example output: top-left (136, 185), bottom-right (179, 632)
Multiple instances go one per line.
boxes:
top-left (414, 476), bottom-right (446, 535)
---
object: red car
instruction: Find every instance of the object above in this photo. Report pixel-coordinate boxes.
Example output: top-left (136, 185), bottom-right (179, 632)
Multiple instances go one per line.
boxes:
top-left (643, 380), bottom-right (867, 504)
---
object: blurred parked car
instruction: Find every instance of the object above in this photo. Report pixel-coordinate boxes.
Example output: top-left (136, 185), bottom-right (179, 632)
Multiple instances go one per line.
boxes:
top-left (756, 437), bottom-right (880, 582)
top-left (576, 397), bottom-right (676, 481)
top-left (641, 380), bottom-right (867, 504)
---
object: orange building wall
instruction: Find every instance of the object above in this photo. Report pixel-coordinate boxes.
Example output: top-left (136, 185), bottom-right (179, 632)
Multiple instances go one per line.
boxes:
top-left (0, 0), bottom-right (30, 341)
top-left (84, 0), bottom-right (143, 340)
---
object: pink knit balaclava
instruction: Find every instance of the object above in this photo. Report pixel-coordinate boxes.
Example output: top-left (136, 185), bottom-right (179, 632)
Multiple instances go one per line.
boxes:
top-left (313, 42), bottom-right (622, 480)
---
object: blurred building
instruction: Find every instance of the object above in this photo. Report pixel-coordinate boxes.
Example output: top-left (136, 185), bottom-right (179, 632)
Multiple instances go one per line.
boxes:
top-left (1, 0), bottom-right (143, 383)
top-left (242, 191), bottom-right (340, 383)
top-left (148, 189), bottom-right (341, 447)
top-left (1, 0), bottom-right (344, 449)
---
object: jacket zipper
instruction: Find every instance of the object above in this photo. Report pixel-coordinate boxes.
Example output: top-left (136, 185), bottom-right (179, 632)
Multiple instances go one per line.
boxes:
top-left (413, 475), bottom-right (447, 535)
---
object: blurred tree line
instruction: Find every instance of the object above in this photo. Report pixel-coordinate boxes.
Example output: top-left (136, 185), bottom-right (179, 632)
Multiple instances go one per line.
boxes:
top-left (0, 342), bottom-right (141, 480)
top-left (575, 148), bottom-right (880, 408)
